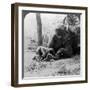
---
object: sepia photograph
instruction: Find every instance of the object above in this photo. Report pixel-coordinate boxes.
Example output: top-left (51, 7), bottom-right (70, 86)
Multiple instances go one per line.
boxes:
top-left (11, 3), bottom-right (88, 87)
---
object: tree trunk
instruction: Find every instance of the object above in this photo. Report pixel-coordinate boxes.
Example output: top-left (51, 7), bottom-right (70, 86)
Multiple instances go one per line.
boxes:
top-left (36, 13), bottom-right (42, 46)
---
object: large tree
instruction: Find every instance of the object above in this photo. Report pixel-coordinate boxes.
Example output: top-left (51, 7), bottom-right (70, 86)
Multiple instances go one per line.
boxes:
top-left (36, 13), bottom-right (42, 46)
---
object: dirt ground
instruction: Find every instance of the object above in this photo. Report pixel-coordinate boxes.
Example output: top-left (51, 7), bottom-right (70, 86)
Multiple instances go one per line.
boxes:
top-left (24, 51), bottom-right (80, 77)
